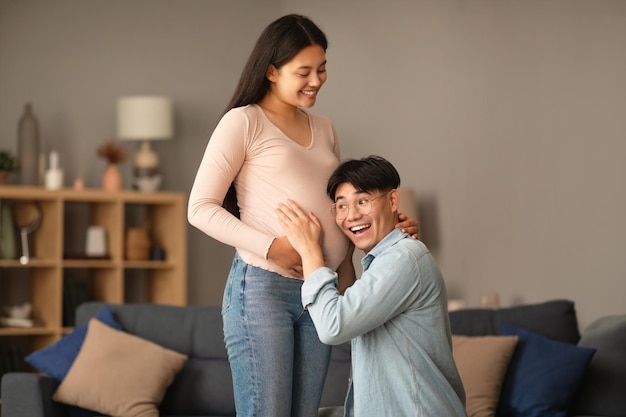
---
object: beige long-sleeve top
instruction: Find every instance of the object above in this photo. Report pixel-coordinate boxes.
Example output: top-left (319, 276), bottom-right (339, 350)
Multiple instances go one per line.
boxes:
top-left (188, 104), bottom-right (349, 278)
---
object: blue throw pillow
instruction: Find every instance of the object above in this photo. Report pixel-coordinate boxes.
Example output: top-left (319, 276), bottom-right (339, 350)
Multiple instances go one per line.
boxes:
top-left (497, 321), bottom-right (596, 417)
top-left (25, 305), bottom-right (122, 381)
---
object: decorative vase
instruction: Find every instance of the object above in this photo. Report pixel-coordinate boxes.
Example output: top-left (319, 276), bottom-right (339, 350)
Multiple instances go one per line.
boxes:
top-left (102, 164), bottom-right (122, 191)
top-left (0, 171), bottom-right (8, 185)
top-left (125, 227), bottom-right (151, 260)
top-left (17, 103), bottom-right (40, 185)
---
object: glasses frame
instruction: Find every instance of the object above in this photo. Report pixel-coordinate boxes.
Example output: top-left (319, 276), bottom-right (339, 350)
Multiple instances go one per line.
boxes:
top-left (329, 191), bottom-right (390, 220)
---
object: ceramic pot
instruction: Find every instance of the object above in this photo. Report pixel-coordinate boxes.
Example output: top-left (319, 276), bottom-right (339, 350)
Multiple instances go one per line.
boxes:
top-left (125, 227), bottom-right (151, 260)
top-left (102, 164), bottom-right (122, 191)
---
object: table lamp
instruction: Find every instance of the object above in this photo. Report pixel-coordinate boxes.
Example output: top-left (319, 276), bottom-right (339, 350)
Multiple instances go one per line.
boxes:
top-left (117, 95), bottom-right (173, 192)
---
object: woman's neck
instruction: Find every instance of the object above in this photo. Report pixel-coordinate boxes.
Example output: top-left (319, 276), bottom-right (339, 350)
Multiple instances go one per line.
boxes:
top-left (258, 94), bottom-right (300, 120)
top-left (257, 95), bottom-right (311, 146)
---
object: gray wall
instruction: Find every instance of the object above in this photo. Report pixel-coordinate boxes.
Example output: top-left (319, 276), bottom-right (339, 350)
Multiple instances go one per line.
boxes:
top-left (1, 0), bottom-right (625, 330)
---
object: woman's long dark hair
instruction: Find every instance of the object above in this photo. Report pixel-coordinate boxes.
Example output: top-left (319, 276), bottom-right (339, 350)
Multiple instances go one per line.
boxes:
top-left (224, 14), bottom-right (328, 114)
top-left (223, 14), bottom-right (329, 217)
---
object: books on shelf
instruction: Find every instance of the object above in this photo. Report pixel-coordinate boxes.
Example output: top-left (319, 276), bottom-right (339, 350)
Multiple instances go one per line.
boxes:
top-left (0, 302), bottom-right (34, 328)
top-left (0, 344), bottom-right (26, 385)
top-left (63, 274), bottom-right (89, 327)
top-left (0, 317), bottom-right (34, 328)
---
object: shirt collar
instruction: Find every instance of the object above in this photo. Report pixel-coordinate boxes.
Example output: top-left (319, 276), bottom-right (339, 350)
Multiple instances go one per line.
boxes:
top-left (361, 228), bottom-right (408, 271)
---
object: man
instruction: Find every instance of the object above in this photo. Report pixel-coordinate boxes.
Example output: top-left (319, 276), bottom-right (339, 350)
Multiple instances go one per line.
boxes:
top-left (276, 155), bottom-right (467, 417)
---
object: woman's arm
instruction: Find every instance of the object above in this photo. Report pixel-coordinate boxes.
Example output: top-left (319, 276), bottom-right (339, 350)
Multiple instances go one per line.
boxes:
top-left (267, 236), bottom-right (304, 278)
top-left (188, 110), bottom-right (275, 258)
top-left (335, 241), bottom-right (356, 294)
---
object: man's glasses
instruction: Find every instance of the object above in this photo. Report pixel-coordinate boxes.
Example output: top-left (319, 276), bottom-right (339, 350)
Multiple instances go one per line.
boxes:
top-left (329, 192), bottom-right (389, 220)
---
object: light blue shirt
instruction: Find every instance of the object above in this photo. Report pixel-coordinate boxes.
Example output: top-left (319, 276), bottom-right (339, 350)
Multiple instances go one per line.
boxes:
top-left (302, 228), bottom-right (467, 417)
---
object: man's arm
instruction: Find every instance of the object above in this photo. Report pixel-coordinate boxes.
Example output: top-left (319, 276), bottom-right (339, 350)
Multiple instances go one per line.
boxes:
top-left (304, 246), bottom-right (423, 344)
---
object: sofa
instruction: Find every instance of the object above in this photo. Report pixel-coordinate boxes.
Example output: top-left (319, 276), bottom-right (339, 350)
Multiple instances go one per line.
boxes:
top-left (447, 299), bottom-right (626, 417)
top-left (1, 299), bottom-right (625, 417)
top-left (1, 302), bottom-right (351, 417)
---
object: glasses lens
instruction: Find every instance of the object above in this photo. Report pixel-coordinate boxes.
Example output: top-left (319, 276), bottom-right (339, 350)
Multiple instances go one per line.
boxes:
top-left (333, 198), bottom-right (372, 220)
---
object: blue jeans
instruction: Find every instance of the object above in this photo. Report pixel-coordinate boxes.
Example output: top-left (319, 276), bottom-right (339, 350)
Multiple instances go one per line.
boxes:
top-left (222, 253), bottom-right (331, 417)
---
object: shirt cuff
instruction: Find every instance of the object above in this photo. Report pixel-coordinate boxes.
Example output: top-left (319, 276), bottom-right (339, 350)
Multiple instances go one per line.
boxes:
top-left (301, 267), bottom-right (338, 307)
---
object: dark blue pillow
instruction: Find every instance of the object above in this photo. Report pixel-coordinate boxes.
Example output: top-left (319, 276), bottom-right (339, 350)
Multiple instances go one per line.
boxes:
top-left (497, 321), bottom-right (595, 417)
top-left (25, 305), bottom-right (122, 381)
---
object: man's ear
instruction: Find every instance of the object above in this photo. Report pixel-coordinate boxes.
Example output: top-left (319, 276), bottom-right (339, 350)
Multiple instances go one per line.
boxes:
top-left (389, 189), bottom-right (400, 212)
top-left (266, 64), bottom-right (278, 82)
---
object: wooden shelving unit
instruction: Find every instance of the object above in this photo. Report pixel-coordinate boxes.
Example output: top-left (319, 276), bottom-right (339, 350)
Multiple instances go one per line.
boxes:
top-left (0, 185), bottom-right (187, 360)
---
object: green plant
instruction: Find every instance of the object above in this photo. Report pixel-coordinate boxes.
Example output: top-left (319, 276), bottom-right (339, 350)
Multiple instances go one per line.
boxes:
top-left (0, 150), bottom-right (16, 171)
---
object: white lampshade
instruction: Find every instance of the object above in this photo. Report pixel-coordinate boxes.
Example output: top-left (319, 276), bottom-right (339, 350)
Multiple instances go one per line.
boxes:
top-left (117, 96), bottom-right (173, 140)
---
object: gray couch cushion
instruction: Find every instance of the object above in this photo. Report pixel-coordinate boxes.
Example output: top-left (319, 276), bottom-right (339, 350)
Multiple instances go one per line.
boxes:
top-left (572, 314), bottom-right (626, 417)
top-left (160, 358), bottom-right (233, 415)
top-left (76, 303), bottom-right (228, 358)
top-left (449, 299), bottom-right (581, 344)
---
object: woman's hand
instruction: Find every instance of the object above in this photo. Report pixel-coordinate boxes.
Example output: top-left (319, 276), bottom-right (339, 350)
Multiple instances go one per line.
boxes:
top-left (396, 213), bottom-right (420, 239)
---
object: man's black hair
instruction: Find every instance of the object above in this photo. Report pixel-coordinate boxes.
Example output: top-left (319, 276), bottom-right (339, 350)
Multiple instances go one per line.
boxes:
top-left (327, 155), bottom-right (401, 200)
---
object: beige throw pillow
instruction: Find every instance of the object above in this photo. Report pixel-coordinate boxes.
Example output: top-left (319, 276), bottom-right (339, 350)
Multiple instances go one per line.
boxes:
top-left (452, 335), bottom-right (519, 417)
top-left (53, 319), bottom-right (188, 417)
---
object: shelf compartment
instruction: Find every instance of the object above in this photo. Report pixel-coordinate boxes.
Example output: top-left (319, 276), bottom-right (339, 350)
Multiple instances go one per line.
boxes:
top-left (63, 200), bottom-right (122, 261)
top-left (0, 197), bottom-right (59, 263)
top-left (1, 267), bottom-right (61, 330)
top-left (0, 186), bottom-right (186, 362)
